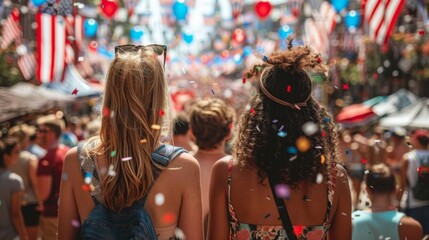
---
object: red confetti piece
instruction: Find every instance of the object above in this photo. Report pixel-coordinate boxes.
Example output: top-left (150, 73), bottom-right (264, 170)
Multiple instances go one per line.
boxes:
top-left (321, 131), bottom-right (326, 137)
top-left (361, 158), bottom-right (367, 164)
top-left (317, 57), bottom-right (322, 63)
top-left (242, 77), bottom-right (246, 84)
top-left (159, 109), bottom-right (165, 116)
top-left (286, 85), bottom-right (291, 93)
top-left (418, 30), bottom-right (425, 36)
top-left (293, 226), bottom-right (304, 236)
top-left (342, 84), bottom-right (349, 90)
top-left (102, 107), bottom-right (110, 117)
top-left (162, 213), bottom-right (175, 224)
top-left (71, 88), bottom-right (78, 95)
top-left (250, 108), bottom-right (255, 115)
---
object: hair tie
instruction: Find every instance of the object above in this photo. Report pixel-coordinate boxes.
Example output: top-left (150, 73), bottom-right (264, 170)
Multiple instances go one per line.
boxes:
top-left (258, 68), bottom-right (312, 109)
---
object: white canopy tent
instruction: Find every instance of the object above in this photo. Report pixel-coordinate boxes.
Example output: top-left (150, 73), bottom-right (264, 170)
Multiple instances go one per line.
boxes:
top-left (379, 98), bottom-right (429, 129)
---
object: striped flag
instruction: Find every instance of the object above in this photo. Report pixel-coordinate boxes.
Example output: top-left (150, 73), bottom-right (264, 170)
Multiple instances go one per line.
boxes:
top-left (18, 51), bottom-right (37, 80)
top-left (1, 8), bottom-right (22, 49)
top-left (318, 1), bottom-right (336, 34)
top-left (304, 1), bottom-right (336, 55)
top-left (363, 0), bottom-right (405, 50)
top-left (36, 13), bottom-right (67, 83)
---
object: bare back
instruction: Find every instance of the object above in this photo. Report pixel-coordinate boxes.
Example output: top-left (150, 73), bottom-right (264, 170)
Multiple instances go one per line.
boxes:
top-left (58, 147), bottom-right (203, 240)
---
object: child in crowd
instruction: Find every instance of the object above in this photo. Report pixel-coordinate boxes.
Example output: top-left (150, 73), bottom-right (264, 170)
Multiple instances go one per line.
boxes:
top-left (353, 163), bottom-right (422, 240)
top-left (189, 98), bottom-right (235, 235)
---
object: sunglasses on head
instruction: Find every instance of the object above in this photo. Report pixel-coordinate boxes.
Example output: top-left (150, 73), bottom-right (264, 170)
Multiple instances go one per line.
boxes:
top-left (114, 44), bottom-right (167, 69)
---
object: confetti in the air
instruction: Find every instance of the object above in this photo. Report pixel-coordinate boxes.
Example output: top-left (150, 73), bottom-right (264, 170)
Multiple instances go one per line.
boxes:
top-left (256, 125), bottom-right (261, 132)
top-left (71, 219), bottom-right (80, 228)
top-left (140, 139), bottom-right (147, 144)
top-left (296, 136), bottom-right (311, 152)
top-left (175, 228), bottom-right (186, 240)
top-left (302, 122), bottom-right (318, 136)
top-left (277, 131), bottom-right (287, 138)
top-left (159, 109), bottom-right (165, 116)
top-left (287, 146), bottom-right (298, 154)
top-left (242, 77), bottom-right (246, 84)
top-left (250, 108), bottom-right (256, 115)
top-left (155, 193), bottom-right (165, 206)
top-left (264, 213), bottom-right (271, 219)
top-left (110, 150), bottom-right (117, 157)
top-left (84, 172), bottom-right (92, 185)
top-left (151, 124), bottom-right (161, 130)
top-left (342, 84), bottom-right (349, 90)
top-left (211, 89), bottom-right (215, 95)
top-left (289, 155), bottom-right (297, 161)
top-left (121, 157), bottom-right (132, 161)
top-left (320, 155), bottom-right (326, 164)
top-left (323, 117), bottom-right (330, 123)
top-left (108, 164), bottom-right (116, 177)
top-left (62, 173), bottom-right (68, 181)
top-left (162, 213), bottom-right (175, 224)
top-left (286, 85), bottom-right (291, 93)
top-left (71, 88), bottom-right (78, 95)
top-left (274, 184), bottom-right (290, 198)
top-left (316, 173), bottom-right (323, 184)
top-left (263, 56), bottom-right (268, 62)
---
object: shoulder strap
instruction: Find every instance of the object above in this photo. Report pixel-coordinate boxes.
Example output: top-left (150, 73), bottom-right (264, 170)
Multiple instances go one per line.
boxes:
top-left (268, 172), bottom-right (297, 240)
top-left (151, 144), bottom-right (187, 167)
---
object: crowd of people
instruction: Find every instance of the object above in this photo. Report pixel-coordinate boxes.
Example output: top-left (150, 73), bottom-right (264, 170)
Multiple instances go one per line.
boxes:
top-left (0, 41), bottom-right (428, 240)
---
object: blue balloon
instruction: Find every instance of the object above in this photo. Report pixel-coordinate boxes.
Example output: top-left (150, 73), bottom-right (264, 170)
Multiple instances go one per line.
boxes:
top-left (331, 0), bottom-right (349, 13)
top-left (242, 45), bottom-right (253, 57)
top-left (32, 0), bottom-right (47, 7)
top-left (84, 19), bottom-right (98, 38)
top-left (345, 10), bottom-right (360, 29)
top-left (182, 31), bottom-right (193, 44)
top-left (172, 0), bottom-right (188, 21)
top-left (130, 27), bottom-right (144, 42)
top-left (278, 25), bottom-right (293, 39)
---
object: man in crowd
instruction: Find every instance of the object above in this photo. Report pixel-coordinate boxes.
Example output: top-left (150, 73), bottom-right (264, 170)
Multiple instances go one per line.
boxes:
top-left (36, 114), bottom-right (69, 240)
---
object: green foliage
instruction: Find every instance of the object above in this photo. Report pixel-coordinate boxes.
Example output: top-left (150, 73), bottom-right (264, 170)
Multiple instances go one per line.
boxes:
top-left (0, 49), bottom-right (24, 87)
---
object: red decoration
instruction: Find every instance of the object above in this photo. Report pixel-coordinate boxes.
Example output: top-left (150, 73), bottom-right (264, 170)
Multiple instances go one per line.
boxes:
top-left (88, 41), bottom-right (98, 52)
top-left (232, 28), bottom-right (246, 44)
top-left (254, 0), bottom-right (272, 19)
top-left (100, 0), bottom-right (119, 19)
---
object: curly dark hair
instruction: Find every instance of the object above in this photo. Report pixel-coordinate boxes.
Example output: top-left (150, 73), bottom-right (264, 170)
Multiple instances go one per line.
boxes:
top-left (233, 40), bottom-right (339, 188)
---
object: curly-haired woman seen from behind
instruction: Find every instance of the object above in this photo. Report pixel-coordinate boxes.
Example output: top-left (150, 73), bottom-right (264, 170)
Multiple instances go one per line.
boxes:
top-left (208, 40), bottom-right (352, 240)
top-left (58, 46), bottom-right (203, 240)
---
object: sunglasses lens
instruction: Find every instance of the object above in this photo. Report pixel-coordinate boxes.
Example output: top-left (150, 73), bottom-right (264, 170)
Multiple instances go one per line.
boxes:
top-left (151, 45), bottom-right (165, 56)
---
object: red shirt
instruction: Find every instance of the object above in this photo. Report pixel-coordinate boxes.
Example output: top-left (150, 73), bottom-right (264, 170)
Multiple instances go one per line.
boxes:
top-left (37, 145), bottom-right (69, 217)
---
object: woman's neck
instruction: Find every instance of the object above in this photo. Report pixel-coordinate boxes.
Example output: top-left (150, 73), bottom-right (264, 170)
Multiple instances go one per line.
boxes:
top-left (369, 194), bottom-right (396, 212)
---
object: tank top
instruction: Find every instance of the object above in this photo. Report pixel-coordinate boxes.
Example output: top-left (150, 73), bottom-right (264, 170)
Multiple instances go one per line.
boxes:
top-left (352, 210), bottom-right (404, 240)
top-left (11, 150), bottom-right (38, 204)
top-left (227, 159), bottom-right (338, 240)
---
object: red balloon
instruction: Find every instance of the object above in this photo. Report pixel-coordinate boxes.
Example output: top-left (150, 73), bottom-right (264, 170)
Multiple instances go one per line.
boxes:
top-left (254, 0), bottom-right (272, 19)
top-left (100, 0), bottom-right (119, 19)
top-left (232, 28), bottom-right (246, 45)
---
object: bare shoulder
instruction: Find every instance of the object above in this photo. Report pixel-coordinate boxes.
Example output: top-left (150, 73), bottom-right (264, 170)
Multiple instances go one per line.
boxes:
top-left (64, 147), bottom-right (79, 168)
top-left (213, 156), bottom-right (232, 173)
top-left (166, 152), bottom-right (200, 180)
top-left (398, 216), bottom-right (423, 240)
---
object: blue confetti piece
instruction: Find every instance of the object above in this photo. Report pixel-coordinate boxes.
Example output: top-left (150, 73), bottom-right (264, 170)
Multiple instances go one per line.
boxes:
top-left (84, 172), bottom-right (92, 178)
top-left (345, 149), bottom-right (350, 155)
top-left (277, 131), bottom-right (287, 137)
top-left (323, 117), bottom-right (330, 123)
top-left (263, 56), bottom-right (268, 62)
top-left (287, 146), bottom-right (298, 154)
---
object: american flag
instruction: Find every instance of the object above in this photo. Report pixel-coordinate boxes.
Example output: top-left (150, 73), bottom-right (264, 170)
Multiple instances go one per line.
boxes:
top-left (36, 0), bottom-right (79, 83)
top-left (363, 0), bottom-right (405, 50)
top-left (36, 13), bottom-right (68, 83)
top-left (18, 50), bottom-right (37, 80)
top-left (304, 1), bottom-right (336, 55)
top-left (1, 8), bottom-right (22, 50)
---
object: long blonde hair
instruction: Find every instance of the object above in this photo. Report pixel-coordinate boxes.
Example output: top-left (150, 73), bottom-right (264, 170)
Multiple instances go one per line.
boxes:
top-left (89, 48), bottom-right (171, 212)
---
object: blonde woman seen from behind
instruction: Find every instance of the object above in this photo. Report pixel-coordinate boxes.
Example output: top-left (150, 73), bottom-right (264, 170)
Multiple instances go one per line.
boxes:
top-left (58, 45), bottom-right (203, 240)
top-left (208, 40), bottom-right (352, 240)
